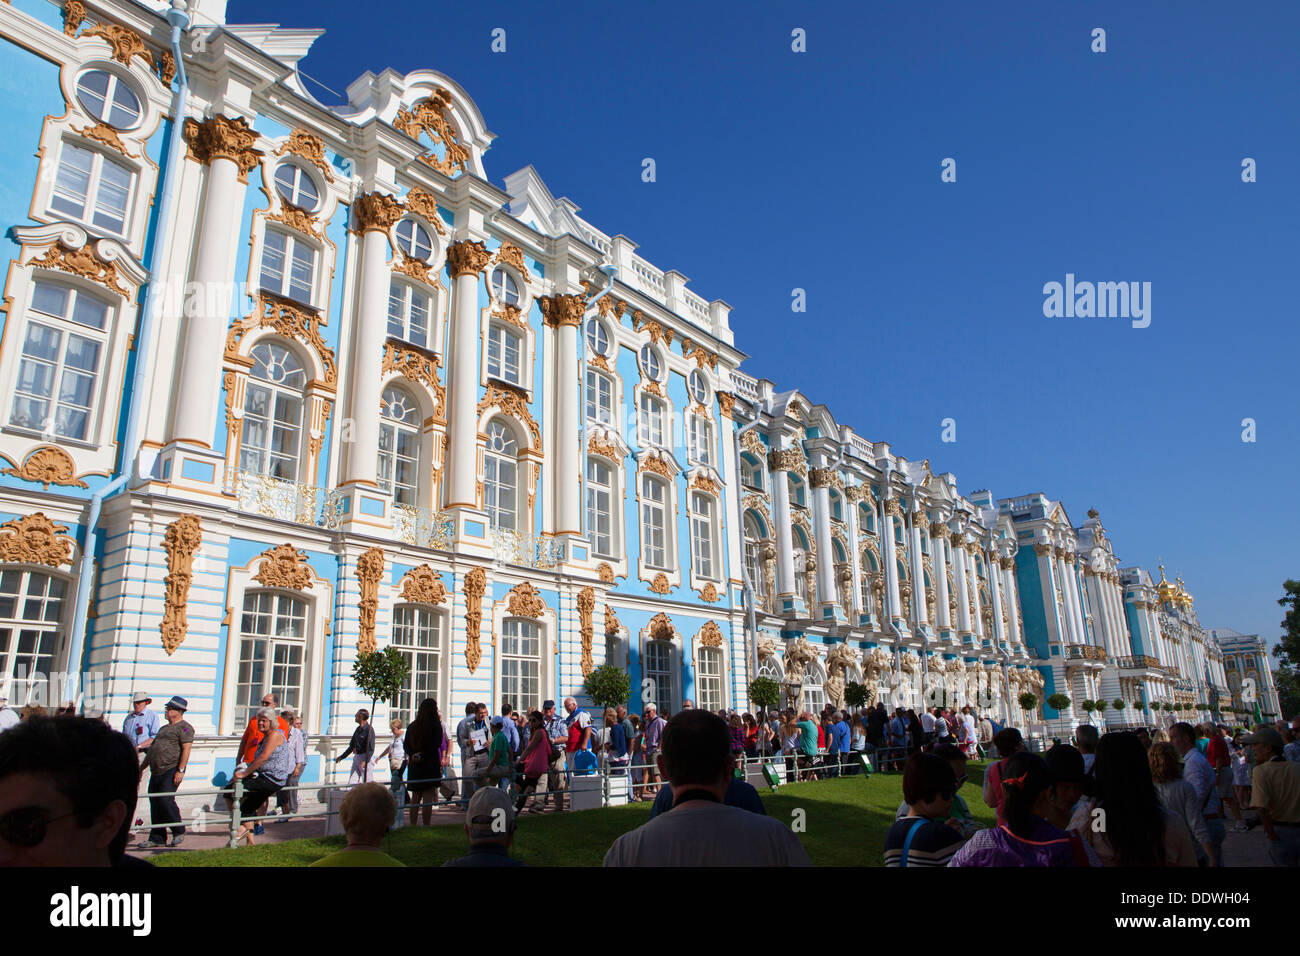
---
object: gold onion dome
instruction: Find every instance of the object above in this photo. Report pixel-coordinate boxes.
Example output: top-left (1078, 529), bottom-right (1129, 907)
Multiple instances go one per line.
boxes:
top-left (1156, 565), bottom-right (1179, 607)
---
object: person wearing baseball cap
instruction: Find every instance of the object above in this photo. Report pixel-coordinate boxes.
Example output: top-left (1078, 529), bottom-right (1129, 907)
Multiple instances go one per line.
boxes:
top-left (1241, 724), bottom-right (1300, 866)
top-left (121, 691), bottom-right (159, 753)
top-left (137, 696), bottom-right (194, 849)
top-left (442, 786), bottom-right (525, 867)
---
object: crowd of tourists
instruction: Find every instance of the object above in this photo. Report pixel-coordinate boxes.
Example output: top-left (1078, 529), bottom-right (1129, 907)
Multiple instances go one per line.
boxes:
top-left (886, 717), bottom-right (1300, 868)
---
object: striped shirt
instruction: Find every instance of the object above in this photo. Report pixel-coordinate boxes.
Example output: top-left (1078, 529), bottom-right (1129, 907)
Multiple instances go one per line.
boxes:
top-left (883, 817), bottom-right (964, 867)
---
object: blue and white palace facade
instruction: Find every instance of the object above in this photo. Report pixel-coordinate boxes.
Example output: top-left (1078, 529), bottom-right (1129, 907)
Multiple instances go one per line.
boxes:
top-left (0, 0), bottom-right (1270, 788)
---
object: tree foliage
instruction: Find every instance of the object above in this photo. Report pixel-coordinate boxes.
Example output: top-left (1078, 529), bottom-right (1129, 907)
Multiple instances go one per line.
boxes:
top-left (844, 680), bottom-right (869, 710)
top-left (1018, 691), bottom-right (1038, 712)
top-left (584, 664), bottom-right (631, 710)
top-left (1047, 693), bottom-right (1071, 712)
top-left (352, 646), bottom-right (410, 719)
top-left (749, 676), bottom-right (781, 710)
top-left (1275, 580), bottom-right (1300, 718)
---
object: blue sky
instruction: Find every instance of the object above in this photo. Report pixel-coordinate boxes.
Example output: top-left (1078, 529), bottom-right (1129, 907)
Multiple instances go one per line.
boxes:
top-left (234, 0), bottom-right (1299, 651)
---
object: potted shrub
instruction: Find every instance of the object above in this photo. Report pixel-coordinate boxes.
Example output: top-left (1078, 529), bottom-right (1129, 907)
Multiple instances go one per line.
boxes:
top-left (748, 676), bottom-right (780, 712)
top-left (1094, 699), bottom-right (1108, 716)
top-left (584, 663), bottom-right (632, 711)
top-left (1018, 691), bottom-right (1038, 714)
top-left (1112, 698), bottom-right (1125, 712)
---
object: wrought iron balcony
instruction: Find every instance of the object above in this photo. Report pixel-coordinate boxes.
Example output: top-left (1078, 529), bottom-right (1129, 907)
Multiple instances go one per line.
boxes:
top-left (392, 505), bottom-right (455, 551)
top-left (232, 470), bottom-right (343, 530)
top-left (1117, 654), bottom-right (1161, 670)
top-left (1065, 644), bottom-right (1107, 662)
top-left (490, 527), bottom-right (565, 569)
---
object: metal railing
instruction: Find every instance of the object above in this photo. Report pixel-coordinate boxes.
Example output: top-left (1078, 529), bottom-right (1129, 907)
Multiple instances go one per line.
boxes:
top-left (1065, 644), bottom-right (1107, 661)
top-left (231, 470), bottom-right (344, 529)
top-left (392, 504), bottom-right (455, 550)
top-left (1117, 654), bottom-right (1160, 669)
top-left (490, 527), bottom-right (565, 569)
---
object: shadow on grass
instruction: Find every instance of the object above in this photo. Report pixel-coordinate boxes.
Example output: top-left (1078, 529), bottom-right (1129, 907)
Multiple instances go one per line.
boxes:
top-left (156, 763), bottom-right (993, 867)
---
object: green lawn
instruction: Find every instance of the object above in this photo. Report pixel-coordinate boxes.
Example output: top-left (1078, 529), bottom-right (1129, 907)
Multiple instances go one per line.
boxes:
top-left (156, 762), bottom-right (993, 867)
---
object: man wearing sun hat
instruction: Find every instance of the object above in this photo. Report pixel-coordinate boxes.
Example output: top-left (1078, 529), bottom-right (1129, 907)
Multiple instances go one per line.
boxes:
top-left (442, 786), bottom-right (526, 867)
top-left (137, 696), bottom-right (194, 849)
top-left (1241, 724), bottom-right (1300, 866)
top-left (121, 690), bottom-right (159, 754)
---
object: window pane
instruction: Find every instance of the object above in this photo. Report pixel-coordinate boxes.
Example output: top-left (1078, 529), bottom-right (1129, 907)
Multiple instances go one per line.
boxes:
top-left (51, 144), bottom-right (93, 219)
top-left (92, 157), bottom-right (131, 233)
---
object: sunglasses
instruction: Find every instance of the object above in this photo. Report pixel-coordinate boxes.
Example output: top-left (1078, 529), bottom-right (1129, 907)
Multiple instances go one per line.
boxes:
top-left (0, 806), bottom-right (81, 848)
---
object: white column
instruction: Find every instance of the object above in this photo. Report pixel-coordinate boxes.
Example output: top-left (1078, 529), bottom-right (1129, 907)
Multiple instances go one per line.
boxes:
top-left (1056, 553), bottom-right (1079, 643)
top-left (172, 140), bottom-right (246, 445)
top-left (810, 478), bottom-right (837, 607)
top-left (882, 500), bottom-right (903, 624)
top-left (1065, 558), bottom-right (1087, 645)
top-left (342, 199), bottom-right (400, 486)
top-left (1002, 559), bottom-right (1022, 646)
top-left (540, 294), bottom-right (583, 535)
top-left (931, 522), bottom-right (950, 631)
top-left (967, 546), bottom-right (983, 637)
top-left (952, 534), bottom-right (971, 634)
top-left (988, 550), bottom-right (1005, 643)
top-left (770, 462), bottom-right (796, 598)
top-left (909, 508), bottom-right (927, 627)
top-left (1035, 545), bottom-right (1064, 644)
top-left (444, 241), bottom-right (491, 509)
top-left (845, 493), bottom-right (863, 614)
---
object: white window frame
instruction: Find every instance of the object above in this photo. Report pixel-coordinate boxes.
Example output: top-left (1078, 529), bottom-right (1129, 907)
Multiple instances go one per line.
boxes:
top-left (272, 162), bottom-right (321, 212)
top-left (638, 392), bottom-right (665, 448)
top-left (586, 368), bottom-right (613, 425)
top-left (48, 140), bottom-right (134, 237)
top-left (379, 384), bottom-right (422, 506)
top-left (232, 589), bottom-right (309, 730)
top-left (387, 279), bottom-right (433, 348)
top-left (483, 419), bottom-right (520, 531)
top-left (643, 639), bottom-right (676, 713)
top-left (390, 603), bottom-right (445, 723)
top-left (690, 491), bottom-right (718, 581)
top-left (640, 473), bottom-right (670, 571)
top-left (258, 227), bottom-right (318, 306)
top-left (586, 456), bottom-right (616, 559)
top-left (696, 644), bottom-right (724, 712)
top-left (498, 617), bottom-right (544, 716)
top-left (688, 414), bottom-right (714, 466)
top-left (485, 323), bottom-right (523, 386)
top-left (74, 69), bottom-right (142, 130)
top-left (0, 569), bottom-right (69, 705)
top-left (238, 340), bottom-right (307, 481)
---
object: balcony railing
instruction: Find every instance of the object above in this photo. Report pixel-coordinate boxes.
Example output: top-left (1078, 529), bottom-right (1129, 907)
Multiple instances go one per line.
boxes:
top-left (392, 505), bottom-right (455, 551)
top-left (232, 470), bottom-right (343, 530)
top-left (1065, 644), bottom-right (1107, 662)
top-left (490, 527), bottom-right (565, 569)
top-left (1117, 654), bottom-right (1161, 670)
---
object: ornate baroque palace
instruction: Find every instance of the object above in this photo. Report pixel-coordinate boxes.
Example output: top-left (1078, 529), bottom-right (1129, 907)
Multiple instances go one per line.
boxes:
top-left (0, 0), bottom-right (1275, 785)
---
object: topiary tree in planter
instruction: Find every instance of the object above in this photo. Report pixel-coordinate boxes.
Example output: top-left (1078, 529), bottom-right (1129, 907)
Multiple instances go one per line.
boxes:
top-left (1018, 691), bottom-right (1038, 715)
top-left (1047, 693), bottom-right (1071, 713)
top-left (352, 646), bottom-right (411, 726)
top-left (1094, 699), bottom-right (1108, 716)
top-left (749, 676), bottom-right (780, 712)
top-left (844, 680), bottom-right (868, 710)
top-left (584, 664), bottom-right (631, 711)
top-left (1112, 698), bottom-right (1126, 711)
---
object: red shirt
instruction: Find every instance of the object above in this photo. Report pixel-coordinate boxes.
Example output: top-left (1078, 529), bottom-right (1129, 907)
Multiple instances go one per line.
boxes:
top-left (1206, 734), bottom-right (1229, 770)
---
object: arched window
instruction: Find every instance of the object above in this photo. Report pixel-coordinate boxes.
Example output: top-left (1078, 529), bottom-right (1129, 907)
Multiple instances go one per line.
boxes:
top-left (644, 638), bottom-right (675, 712)
top-left (829, 490), bottom-right (843, 522)
top-left (484, 420), bottom-right (519, 530)
top-left (690, 492), bottom-right (717, 580)
top-left (395, 218), bottom-right (433, 261)
top-left (387, 280), bottom-right (431, 348)
top-left (486, 323), bottom-right (522, 385)
top-left (586, 457), bottom-right (614, 558)
top-left (259, 228), bottom-right (316, 304)
top-left (235, 590), bottom-right (307, 728)
top-left (391, 604), bottom-right (442, 722)
top-left (50, 142), bottom-right (132, 235)
top-left (240, 341), bottom-right (305, 480)
top-left (9, 280), bottom-right (109, 441)
top-left (687, 415), bottom-right (713, 466)
top-left (640, 474), bottom-right (669, 570)
top-left (740, 454), bottom-right (762, 491)
top-left (499, 618), bottom-right (542, 714)
top-left (378, 385), bottom-right (420, 505)
top-left (0, 570), bottom-right (66, 702)
top-left (697, 644), bottom-right (723, 712)
top-left (793, 526), bottom-right (812, 603)
top-left (757, 656), bottom-right (783, 683)
top-left (585, 369), bottom-right (613, 424)
top-left (801, 660), bottom-right (826, 715)
top-left (489, 268), bottom-right (520, 306)
top-left (273, 163), bottom-right (319, 212)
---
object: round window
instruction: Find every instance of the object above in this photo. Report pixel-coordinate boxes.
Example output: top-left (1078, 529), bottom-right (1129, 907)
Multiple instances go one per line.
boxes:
top-left (639, 344), bottom-right (661, 381)
top-left (273, 163), bottom-right (320, 212)
top-left (75, 70), bottom-right (141, 129)
top-left (585, 317), bottom-right (610, 356)
top-left (395, 218), bottom-right (433, 261)
top-left (490, 268), bottom-right (520, 306)
top-left (688, 369), bottom-right (710, 405)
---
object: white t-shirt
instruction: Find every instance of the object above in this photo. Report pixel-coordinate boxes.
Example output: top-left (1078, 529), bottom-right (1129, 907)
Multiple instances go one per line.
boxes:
top-left (389, 733), bottom-right (405, 766)
top-left (962, 714), bottom-right (977, 741)
top-left (920, 711), bottom-right (936, 733)
top-left (604, 800), bottom-right (813, 867)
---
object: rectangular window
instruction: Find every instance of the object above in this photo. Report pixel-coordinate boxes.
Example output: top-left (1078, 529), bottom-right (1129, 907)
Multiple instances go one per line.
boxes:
top-left (639, 393), bottom-right (663, 447)
top-left (697, 646), bottom-right (723, 712)
top-left (391, 605), bottom-right (441, 723)
top-left (235, 591), bottom-right (307, 728)
top-left (688, 416), bottom-right (713, 466)
top-left (260, 229), bottom-right (316, 304)
top-left (586, 458), bottom-right (614, 558)
top-left (641, 474), bottom-right (667, 570)
top-left (0, 570), bottom-right (65, 703)
top-left (50, 142), bottom-right (133, 235)
top-left (500, 619), bottom-right (541, 714)
top-left (239, 382), bottom-right (302, 481)
top-left (387, 281), bottom-right (430, 348)
top-left (585, 369), bottom-right (612, 424)
top-left (691, 492), bottom-right (716, 580)
top-left (486, 325), bottom-right (522, 385)
top-left (644, 640), bottom-right (674, 712)
top-left (9, 282), bottom-right (108, 441)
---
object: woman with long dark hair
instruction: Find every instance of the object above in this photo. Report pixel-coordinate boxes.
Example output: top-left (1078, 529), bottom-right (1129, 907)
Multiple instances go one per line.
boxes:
top-left (905, 710), bottom-right (924, 755)
top-left (404, 698), bottom-right (444, 826)
top-left (1069, 732), bottom-right (1197, 866)
top-left (949, 752), bottom-right (1097, 866)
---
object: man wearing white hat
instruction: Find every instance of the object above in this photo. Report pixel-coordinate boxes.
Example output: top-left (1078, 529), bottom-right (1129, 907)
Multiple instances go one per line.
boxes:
top-left (0, 693), bottom-right (18, 733)
top-left (121, 690), bottom-right (159, 753)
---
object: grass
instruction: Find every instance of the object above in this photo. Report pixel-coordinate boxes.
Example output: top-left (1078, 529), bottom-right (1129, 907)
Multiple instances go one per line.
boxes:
top-left (155, 762), bottom-right (994, 867)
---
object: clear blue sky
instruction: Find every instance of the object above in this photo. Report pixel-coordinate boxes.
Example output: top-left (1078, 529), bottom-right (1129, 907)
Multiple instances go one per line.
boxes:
top-left (233, 0), bottom-right (1299, 652)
